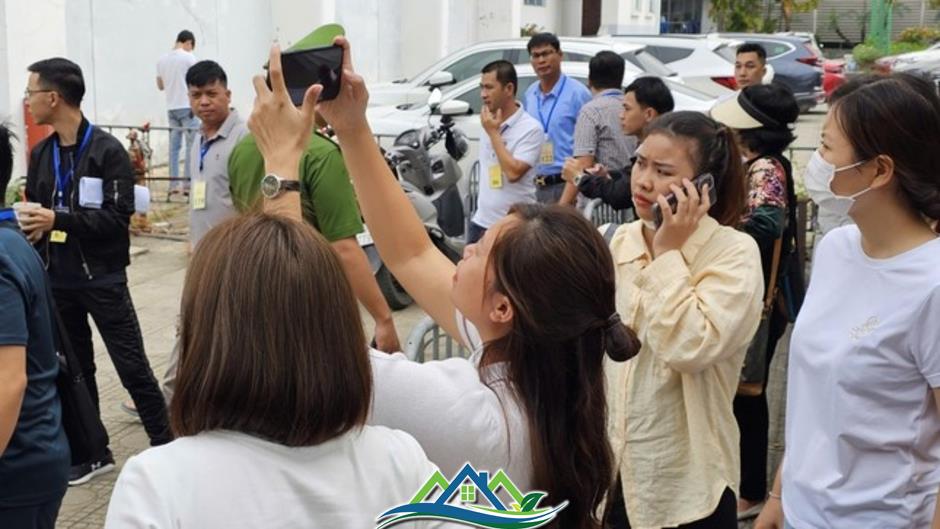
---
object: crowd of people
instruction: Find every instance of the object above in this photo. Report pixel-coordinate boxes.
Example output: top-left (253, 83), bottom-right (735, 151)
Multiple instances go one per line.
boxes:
top-left (1, 23), bottom-right (940, 529)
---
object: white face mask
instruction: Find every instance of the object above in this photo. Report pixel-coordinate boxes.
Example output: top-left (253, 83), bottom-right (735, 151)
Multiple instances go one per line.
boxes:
top-left (804, 150), bottom-right (872, 217)
top-left (455, 309), bottom-right (484, 363)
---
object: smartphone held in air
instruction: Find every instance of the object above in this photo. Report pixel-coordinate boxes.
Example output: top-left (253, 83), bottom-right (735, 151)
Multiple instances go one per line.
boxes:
top-left (268, 44), bottom-right (343, 105)
top-left (651, 173), bottom-right (718, 228)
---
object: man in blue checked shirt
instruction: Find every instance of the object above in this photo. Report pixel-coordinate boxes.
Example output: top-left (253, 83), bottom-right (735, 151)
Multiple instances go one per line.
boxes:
top-left (522, 32), bottom-right (591, 203)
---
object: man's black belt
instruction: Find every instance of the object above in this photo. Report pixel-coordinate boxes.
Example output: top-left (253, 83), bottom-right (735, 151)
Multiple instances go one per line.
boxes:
top-left (534, 174), bottom-right (564, 187)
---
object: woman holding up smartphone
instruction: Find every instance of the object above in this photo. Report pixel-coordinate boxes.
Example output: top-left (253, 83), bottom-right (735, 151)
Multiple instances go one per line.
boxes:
top-left (604, 111), bottom-right (765, 528)
top-left (251, 39), bottom-right (642, 529)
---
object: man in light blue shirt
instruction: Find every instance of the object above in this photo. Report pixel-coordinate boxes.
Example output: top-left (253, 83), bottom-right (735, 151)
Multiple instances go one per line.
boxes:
top-left (522, 32), bottom-right (591, 203)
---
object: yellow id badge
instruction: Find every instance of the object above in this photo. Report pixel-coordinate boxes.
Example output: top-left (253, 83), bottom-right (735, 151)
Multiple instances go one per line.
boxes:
top-left (489, 164), bottom-right (503, 189)
top-left (539, 142), bottom-right (554, 165)
top-left (50, 230), bottom-right (68, 243)
top-left (191, 181), bottom-right (207, 210)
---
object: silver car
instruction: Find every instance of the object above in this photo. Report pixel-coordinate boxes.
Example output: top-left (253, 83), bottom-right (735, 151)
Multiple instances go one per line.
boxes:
top-left (368, 37), bottom-right (678, 108)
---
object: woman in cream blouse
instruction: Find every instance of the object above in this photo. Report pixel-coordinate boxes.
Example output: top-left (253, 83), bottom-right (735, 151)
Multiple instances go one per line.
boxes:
top-left (605, 111), bottom-right (764, 529)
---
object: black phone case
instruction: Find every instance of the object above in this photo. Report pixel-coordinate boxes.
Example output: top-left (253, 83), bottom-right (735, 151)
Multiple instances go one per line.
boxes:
top-left (651, 173), bottom-right (718, 228)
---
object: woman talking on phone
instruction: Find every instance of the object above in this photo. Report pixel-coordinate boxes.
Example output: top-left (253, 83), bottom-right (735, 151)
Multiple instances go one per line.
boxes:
top-left (250, 39), bottom-right (641, 529)
top-left (604, 111), bottom-right (765, 528)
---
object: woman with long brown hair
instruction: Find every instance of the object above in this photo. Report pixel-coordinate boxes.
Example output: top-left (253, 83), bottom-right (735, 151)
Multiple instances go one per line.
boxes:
top-left (249, 39), bottom-right (641, 529)
top-left (604, 110), bottom-right (765, 528)
top-left (103, 215), bottom-right (446, 527)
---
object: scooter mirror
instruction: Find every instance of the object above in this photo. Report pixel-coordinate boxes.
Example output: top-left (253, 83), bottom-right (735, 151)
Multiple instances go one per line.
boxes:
top-left (438, 100), bottom-right (470, 117)
top-left (427, 71), bottom-right (455, 88)
top-left (428, 88), bottom-right (443, 110)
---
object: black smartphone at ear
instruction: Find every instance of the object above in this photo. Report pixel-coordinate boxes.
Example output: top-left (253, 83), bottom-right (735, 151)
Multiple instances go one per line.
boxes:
top-left (267, 44), bottom-right (343, 105)
top-left (651, 173), bottom-right (718, 228)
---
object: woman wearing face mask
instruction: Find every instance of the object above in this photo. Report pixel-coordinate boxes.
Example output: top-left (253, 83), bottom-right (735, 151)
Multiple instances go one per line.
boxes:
top-left (755, 75), bottom-right (940, 529)
top-left (604, 111), bottom-right (764, 529)
top-left (710, 84), bottom-right (802, 519)
top-left (251, 38), bottom-right (642, 529)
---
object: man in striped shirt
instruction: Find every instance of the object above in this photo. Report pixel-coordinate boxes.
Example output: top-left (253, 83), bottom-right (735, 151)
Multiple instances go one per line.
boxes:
top-left (559, 51), bottom-right (635, 207)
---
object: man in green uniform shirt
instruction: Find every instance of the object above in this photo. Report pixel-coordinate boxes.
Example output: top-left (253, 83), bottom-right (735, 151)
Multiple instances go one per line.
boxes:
top-left (228, 130), bottom-right (400, 352)
top-left (227, 24), bottom-right (399, 351)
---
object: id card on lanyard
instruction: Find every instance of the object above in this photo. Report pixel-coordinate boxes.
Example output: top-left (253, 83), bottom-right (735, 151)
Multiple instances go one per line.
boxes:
top-left (537, 76), bottom-right (566, 166)
top-left (52, 124), bottom-right (94, 213)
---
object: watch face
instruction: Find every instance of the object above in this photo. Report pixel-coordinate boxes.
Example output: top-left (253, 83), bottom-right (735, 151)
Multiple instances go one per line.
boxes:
top-left (261, 174), bottom-right (280, 198)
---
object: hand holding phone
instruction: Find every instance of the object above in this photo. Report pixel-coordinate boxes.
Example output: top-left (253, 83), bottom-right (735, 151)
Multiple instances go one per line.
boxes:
top-left (267, 44), bottom-right (344, 105)
top-left (651, 172), bottom-right (717, 229)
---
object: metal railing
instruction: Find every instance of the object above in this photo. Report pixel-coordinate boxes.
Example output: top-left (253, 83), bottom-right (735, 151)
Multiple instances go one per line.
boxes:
top-left (404, 315), bottom-right (470, 362)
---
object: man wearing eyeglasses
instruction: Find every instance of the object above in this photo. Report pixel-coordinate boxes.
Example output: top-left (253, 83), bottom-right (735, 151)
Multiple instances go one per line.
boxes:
top-left (20, 58), bottom-right (171, 487)
top-left (522, 32), bottom-right (591, 204)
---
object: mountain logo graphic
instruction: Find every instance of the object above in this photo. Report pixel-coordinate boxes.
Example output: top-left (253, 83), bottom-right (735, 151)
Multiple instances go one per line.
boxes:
top-left (376, 463), bottom-right (567, 528)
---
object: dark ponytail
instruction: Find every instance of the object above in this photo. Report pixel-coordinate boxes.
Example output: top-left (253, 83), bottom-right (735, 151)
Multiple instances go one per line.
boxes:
top-left (832, 74), bottom-right (940, 223)
top-left (486, 204), bottom-right (640, 529)
top-left (645, 111), bottom-right (748, 227)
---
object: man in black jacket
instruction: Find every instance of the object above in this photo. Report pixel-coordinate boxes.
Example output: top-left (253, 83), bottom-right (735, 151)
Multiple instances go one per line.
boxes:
top-left (19, 58), bottom-right (171, 486)
top-left (567, 76), bottom-right (674, 212)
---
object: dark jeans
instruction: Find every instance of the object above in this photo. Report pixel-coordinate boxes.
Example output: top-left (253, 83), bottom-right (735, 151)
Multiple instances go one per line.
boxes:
top-left (733, 308), bottom-right (789, 502)
top-left (54, 283), bottom-right (172, 453)
top-left (0, 497), bottom-right (63, 529)
top-left (535, 182), bottom-right (565, 204)
top-left (607, 480), bottom-right (737, 529)
top-left (466, 221), bottom-right (487, 245)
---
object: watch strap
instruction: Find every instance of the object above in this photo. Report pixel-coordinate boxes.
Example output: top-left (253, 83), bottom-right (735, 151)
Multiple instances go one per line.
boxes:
top-left (280, 180), bottom-right (301, 193)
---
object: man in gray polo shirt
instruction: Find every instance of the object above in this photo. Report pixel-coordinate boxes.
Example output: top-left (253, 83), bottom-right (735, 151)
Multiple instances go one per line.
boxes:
top-left (185, 60), bottom-right (248, 247)
top-left (122, 60), bottom-right (246, 415)
top-left (559, 51), bottom-right (635, 207)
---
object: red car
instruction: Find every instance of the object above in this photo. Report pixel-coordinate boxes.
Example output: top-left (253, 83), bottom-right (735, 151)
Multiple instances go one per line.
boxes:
top-left (823, 59), bottom-right (846, 101)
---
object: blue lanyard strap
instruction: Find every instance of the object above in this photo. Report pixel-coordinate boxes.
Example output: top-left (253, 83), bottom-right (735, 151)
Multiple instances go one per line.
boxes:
top-left (536, 76), bottom-right (567, 133)
top-left (53, 123), bottom-right (95, 208)
top-left (0, 208), bottom-right (15, 222)
top-left (198, 136), bottom-right (220, 172)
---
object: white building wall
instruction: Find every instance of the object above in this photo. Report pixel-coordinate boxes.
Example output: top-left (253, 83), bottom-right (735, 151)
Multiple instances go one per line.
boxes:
top-left (0, 0), bottom-right (656, 181)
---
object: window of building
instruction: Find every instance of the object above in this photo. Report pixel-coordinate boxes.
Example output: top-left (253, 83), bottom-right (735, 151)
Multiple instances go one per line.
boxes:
top-left (524, 0), bottom-right (545, 6)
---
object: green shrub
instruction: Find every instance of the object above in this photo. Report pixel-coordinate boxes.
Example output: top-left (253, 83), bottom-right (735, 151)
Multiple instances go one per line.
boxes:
top-left (898, 26), bottom-right (940, 45)
top-left (890, 41), bottom-right (929, 55)
top-left (852, 42), bottom-right (884, 66)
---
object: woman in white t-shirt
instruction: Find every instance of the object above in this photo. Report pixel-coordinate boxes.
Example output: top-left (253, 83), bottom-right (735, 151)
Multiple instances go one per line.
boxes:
top-left (755, 75), bottom-right (940, 529)
top-left (103, 128), bottom-right (449, 528)
top-left (276, 38), bottom-right (642, 529)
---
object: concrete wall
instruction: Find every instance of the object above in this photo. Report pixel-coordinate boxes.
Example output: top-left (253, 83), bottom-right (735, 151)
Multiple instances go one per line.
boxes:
top-left (1, 0), bottom-right (657, 181)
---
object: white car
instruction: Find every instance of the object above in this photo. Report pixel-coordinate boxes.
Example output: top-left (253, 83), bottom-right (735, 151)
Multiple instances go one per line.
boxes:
top-left (367, 62), bottom-right (719, 188)
top-left (606, 34), bottom-right (742, 97)
top-left (368, 37), bottom-right (678, 108)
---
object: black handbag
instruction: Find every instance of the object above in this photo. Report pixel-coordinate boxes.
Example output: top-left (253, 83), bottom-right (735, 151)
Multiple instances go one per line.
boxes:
top-left (43, 278), bottom-right (111, 465)
top-left (738, 238), bottom-right (782, 397)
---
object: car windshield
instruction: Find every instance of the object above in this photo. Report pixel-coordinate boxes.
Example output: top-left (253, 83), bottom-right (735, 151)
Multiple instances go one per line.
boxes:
top-left (623, 50), bottom-right (675, 77)
top-left (714, 43), bottom-right (737, 63)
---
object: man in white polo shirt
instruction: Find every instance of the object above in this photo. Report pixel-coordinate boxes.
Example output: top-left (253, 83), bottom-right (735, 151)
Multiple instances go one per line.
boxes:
top-left (468, 60), bottom-right (544, 244)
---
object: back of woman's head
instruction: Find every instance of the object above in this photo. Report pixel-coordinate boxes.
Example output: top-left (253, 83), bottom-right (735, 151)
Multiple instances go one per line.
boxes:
top-left (645, 111), bottom-right (748, 226)
top-left (831, 74), bottom-right (940, 222)
top-left (171, 214), bottom-right (372, 446)
top-left (737, 84), bottom-right (799, 155)
top-left (487, 204), bottom-right (640, 529)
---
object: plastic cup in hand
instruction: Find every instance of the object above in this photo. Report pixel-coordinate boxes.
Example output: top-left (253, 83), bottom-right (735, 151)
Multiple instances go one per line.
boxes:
top-left (12, 202), bottom-right (41, 229)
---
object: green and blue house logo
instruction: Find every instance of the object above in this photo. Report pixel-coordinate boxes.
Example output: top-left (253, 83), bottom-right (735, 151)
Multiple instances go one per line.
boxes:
top-left (376, 463), bottom-right (567, 528)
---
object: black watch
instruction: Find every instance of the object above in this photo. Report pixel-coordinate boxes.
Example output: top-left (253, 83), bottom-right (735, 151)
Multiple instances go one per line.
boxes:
top-left (260, 173), bottom-right (301, 199)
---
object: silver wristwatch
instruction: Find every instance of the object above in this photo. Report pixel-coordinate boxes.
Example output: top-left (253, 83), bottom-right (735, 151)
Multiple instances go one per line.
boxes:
top-left (260, 173), bottom-right (301, 199)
